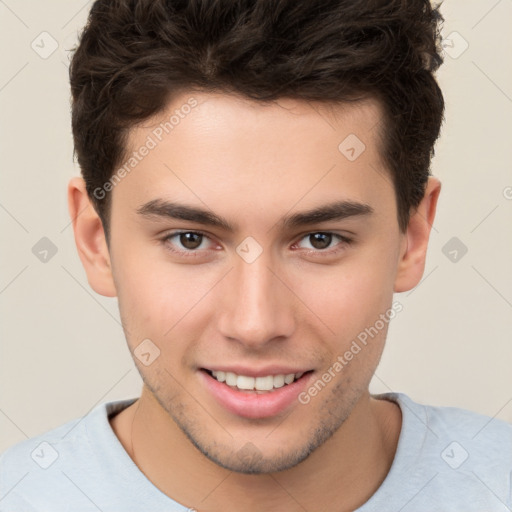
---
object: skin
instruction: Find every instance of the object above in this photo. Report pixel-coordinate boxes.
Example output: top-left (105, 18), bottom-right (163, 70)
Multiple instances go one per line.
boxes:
top-left (68, 91), bottom-right (440, 511)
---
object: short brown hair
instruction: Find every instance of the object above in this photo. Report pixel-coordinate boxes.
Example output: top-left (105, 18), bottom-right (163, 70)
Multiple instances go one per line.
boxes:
top-left (69, 0), bottom-right (445, 238)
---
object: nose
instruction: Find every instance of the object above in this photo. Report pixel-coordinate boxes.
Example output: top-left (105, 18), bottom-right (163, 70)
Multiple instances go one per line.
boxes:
top-left (217, 252), bottom-right (296, 348)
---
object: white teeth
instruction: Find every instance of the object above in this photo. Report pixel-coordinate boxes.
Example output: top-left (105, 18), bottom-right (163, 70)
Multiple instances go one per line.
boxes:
top-left (237, 375), bottom-right (255, 390)
top-left (255, 375), bottom-right (274, 390)
top-left (225, 372), bottom-right (237, 386)
top-left (284, 374), bottom-right (295, 385)
top-left (210, 370), bottom-right (306, 391)
top-left (273, 374), bottom-right (286, 388)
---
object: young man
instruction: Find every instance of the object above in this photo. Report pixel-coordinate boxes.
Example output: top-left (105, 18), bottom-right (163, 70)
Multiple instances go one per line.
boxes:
top-left (1, 0), bottom-right (511, 510)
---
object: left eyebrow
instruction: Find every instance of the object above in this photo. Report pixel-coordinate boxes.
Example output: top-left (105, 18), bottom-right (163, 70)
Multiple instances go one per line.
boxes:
top-left (281, 200), bottom-right (374, 229)
top-left (136, 198), bottom-right (374, 232)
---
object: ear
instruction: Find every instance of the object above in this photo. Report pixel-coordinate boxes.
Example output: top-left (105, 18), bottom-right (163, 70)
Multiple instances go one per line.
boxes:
top-left (67, 177), bottom-right (117, 297)
top-left (394, 176), bottom-right (441, 293)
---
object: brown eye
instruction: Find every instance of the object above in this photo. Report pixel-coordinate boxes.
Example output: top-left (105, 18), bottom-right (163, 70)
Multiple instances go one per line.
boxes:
top-left (179, 232), bottom-right (203, 250)
top-left (294, 232), bottom-right (353, 256)
top-left (162, 231), bottom-right (212, 254)
top-left (308, 233), bottom-right (332, 250)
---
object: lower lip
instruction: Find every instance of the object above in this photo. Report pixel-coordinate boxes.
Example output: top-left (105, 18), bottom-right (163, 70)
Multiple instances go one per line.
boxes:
top-left (199, 369), bottom-right (314, 419)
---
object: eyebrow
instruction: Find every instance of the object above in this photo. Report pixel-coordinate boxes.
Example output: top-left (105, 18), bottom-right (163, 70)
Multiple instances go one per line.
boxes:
top-left (136, 199), bottom-right (374, 232)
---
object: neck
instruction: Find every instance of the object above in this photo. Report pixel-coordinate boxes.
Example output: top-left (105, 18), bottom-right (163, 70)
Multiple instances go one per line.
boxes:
top-left (111, 388), bottom-right (401, 511)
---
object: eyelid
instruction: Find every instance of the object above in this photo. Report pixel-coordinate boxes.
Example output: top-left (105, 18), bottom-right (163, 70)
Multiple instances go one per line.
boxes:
top-left (162, 229), bottom-right (219, 251)
top-left (161, 229), bottom-right (353, 257)
top-left (292, 232), bottom-right (353, 252)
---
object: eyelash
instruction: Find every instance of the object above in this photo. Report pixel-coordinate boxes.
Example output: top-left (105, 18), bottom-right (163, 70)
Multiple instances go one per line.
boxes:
top-left (160, 230), bottom-right (353, 258)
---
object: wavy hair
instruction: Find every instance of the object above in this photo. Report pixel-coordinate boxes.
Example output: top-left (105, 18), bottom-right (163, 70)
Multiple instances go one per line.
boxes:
top-left (69, 0), bottom-right (445, 237)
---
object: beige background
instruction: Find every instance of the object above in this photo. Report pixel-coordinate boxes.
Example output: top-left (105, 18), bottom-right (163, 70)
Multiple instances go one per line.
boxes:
top-left (1, 0), bottom-right (511, 454)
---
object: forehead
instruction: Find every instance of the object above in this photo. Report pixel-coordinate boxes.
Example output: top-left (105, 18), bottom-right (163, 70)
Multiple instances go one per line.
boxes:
top-left (128, 91), bottom-right (384, 149)
top-left (114, 91), bottom-right (392, 225)
top-left (124, 89), bottom-right (384, 149)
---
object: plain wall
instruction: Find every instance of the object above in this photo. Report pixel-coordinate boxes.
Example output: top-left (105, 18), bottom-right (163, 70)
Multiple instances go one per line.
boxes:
top-left (1, 0), bottom-right (511, 454)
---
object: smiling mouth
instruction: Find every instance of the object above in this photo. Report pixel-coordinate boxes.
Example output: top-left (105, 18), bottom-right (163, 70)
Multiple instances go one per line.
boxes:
top-left (201, 368), bottom-right (314, 394)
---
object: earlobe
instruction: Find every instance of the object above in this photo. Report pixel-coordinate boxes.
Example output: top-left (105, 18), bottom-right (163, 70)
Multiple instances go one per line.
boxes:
top-left (67, 177), bottom-right (117, 297)
top-left (393, 176), bottom-right (441, 293)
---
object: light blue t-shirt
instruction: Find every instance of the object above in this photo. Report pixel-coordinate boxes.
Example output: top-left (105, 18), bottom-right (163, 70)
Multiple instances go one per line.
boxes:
top-left (1, 392), bottom-right (511, 511)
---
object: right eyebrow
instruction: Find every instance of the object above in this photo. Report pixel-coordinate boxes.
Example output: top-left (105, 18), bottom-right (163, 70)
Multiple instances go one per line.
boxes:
top-left (136, 199), bottom-right (236, 231)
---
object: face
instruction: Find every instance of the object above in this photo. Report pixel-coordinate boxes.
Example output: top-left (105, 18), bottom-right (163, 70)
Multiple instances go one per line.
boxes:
top-left (106, 91), bottom-right (405, 474)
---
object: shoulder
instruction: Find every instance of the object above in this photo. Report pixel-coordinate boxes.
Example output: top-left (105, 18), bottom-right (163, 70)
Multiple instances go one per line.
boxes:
top-left (0, 414), bottom-right (85, 509)
top-left (398, 392), bottom-right (512, 447)
top-left (0, 411), bottom-right (86, 470)
top-left (363, 392), bottom-right (512, 510)
top-left (378, 391), bottom-right (512, 436)
top-left (416, 394), bottom-right (512, 476)
top-left (0, 398), bottom-right (137, 511)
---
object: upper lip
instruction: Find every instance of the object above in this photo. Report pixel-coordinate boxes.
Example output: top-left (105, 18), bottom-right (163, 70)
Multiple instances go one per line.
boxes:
top-left (202, 366), bottom-right (312, 378)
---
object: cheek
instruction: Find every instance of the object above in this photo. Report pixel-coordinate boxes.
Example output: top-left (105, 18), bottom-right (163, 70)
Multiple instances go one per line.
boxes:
top-left (291, 246), bottom-right (398, 340)
top-left (117, 267), bottom-right (171, 331)
top-left (114, 251), bottom-right (217, 352)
